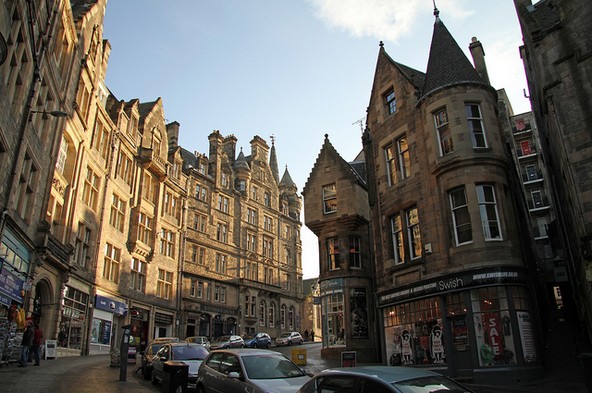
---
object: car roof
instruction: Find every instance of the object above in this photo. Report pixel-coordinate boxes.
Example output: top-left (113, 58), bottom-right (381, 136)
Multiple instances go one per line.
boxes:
top-left (319, 366), bottom-right (444, 383)
top-left (167, 342), bottom-right (204, 347)
top-left (209, 348), bottom-right (285, 357)
top-left (150, 337), bottom-right (179, 343)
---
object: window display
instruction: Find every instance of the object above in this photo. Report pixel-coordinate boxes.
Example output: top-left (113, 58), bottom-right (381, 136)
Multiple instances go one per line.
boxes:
top-left (384, 296), bottom-right (444, 365)
top-left (471, 287), bottom-right (516, 366)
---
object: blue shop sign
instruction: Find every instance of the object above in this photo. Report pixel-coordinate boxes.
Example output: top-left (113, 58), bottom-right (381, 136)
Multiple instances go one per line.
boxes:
top-left (0, 261), bottom-right (24, 304)
top-left (95, 295), bottom-right (127, 316)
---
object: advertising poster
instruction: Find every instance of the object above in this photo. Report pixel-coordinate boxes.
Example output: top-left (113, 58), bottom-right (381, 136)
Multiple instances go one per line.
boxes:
top-left (350, 288), bottom-right (369, 339)
top-left (517, 311), bottom-right (537, 363)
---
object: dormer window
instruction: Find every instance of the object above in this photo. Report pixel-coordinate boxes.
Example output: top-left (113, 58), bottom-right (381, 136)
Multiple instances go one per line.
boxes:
top-left (384, 88), bottom-right (397, 115)
top-left (323, 183), bottom-right (337, 214)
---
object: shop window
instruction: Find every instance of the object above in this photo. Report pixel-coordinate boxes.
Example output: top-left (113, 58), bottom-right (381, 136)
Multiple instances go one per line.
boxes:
top-left (384, 297), bottom-right (443, 365)
top-left (323, 293), bottom-right (344, 347)
top-left (471, 287), bottom-right (518, 366)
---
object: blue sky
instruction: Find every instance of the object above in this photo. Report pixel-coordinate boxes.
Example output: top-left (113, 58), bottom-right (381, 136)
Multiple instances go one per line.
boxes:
top-left (103, 0), bottom-right (531, 279)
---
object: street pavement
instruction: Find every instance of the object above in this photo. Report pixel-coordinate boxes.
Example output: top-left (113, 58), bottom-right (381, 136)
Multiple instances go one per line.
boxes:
top-left (0, 342), bottom-right (588, 392)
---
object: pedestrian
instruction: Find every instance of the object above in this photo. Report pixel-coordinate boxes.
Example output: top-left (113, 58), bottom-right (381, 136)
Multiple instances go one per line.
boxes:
top-left (304, 329), bottom-right (309, 341)
top-left (310, 330), bottom-right (315, 342)
top-left (18, 319), bottom-right (34, 367)
top-left (32, 322), bottom-right (43, 366)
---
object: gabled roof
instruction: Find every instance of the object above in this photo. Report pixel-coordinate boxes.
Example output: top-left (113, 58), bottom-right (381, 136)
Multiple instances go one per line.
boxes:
top-left (421, 11), bottom-right (487, 99)
top-left (303, 134), bottom-right (366, 194)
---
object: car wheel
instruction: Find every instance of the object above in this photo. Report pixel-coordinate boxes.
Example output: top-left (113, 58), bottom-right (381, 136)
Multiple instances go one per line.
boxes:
top-left (288, 340), bottom-right (293, 346)
top-left (196, 384), bottom-right (206, 393)
top-left (253, 343), bottom-right (258, 348)
top-left (143, 366), bottom-right (151, 380)
top-left (151, 370), bottom-right (159, 385)
top-left (299, 340), bottom-right (303, 345)
top-left (266, 342), bottom-right (271, 349)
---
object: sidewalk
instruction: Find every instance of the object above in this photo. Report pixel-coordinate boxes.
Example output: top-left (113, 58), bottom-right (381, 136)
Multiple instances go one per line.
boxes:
top-left (0, 354), bottom-right (149, 393)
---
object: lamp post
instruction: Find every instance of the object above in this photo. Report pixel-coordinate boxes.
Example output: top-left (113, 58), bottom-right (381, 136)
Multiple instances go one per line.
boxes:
top-left (29, 110), bottom-right (69, 120)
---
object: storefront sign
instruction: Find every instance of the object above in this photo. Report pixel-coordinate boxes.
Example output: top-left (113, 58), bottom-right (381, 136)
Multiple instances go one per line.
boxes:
top-left (320, 278), bottom-right (343, 295)
top-left (0, 263), bottom-right (24, 304)
top-left (378, 267), bottom-right (527, 306)
top-left (155, 312), bottom-right (174, 325)
top-left (201, 304), bottom-right (238, 315)
top-left (95, 295), bottom-right (127, 315)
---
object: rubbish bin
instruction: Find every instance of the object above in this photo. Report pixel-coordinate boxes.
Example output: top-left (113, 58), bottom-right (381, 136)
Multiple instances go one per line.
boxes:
top-left (161, 361), bottom-right (188, 393)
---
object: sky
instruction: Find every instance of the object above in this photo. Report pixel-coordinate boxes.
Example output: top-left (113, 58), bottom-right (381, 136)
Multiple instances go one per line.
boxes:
top-left (103, 0), bottom-right (532, 279)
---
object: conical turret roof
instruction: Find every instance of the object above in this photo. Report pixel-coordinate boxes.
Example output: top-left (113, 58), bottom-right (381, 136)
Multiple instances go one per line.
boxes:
top-left (421, 9), bottom-right (487, 100)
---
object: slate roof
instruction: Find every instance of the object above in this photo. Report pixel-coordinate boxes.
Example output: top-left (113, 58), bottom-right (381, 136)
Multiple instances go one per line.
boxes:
top-left (420, 14), bottom-right (487, 99)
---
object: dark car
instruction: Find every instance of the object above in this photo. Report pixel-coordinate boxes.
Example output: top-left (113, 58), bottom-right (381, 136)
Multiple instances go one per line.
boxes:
top-left (140, 337), bottom-right (181, 380)
top-left (297, 366), bottom-right (474, 393)
top-left (196, 348), bottom-right (310, 393)
top-left (243, 332), bottom-right (272, 349)
top-left (150, 342), bottom-right (209, 390)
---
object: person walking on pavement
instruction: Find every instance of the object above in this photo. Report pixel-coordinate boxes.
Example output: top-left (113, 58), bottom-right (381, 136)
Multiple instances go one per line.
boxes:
top-left (18, 319), bottom-right (34, 367)
top-left (31, 322), bottom-right (43, 366)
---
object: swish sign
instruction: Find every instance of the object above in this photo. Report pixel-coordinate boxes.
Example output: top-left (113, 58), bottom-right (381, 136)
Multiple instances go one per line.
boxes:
top-left (378, 267), bottom-right (525, 306)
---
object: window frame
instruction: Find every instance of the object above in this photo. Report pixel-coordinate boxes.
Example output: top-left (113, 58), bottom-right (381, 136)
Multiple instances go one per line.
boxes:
top-left (322, 184), bottom-right (337, 214)
top-left (449, 187), bottom-right (473, 245)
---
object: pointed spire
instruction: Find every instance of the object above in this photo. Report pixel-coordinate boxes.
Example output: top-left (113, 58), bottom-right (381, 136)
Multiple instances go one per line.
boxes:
top-left (421, 10), bottom-right (486, 100)
top-left (234, 147), bottom-right (250, 171)
top-left (433, 0), bottom-right (440, 23)
top-left (279, 165), bottom-right (297, 191)
top-left (269, 134), bottom-right (279, 183)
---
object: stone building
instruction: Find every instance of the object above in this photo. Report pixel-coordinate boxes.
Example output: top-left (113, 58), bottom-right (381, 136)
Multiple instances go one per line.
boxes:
top-left (514, 0), bottom-right (592, 345)
top-left (1, 0), bottom-right (306, 361)
top-left (0, 0), bottom-right (97, 357)
top-left (303, 135), bottom-right (378, 362)
top-left (361, 9), bottom-right (542, 383)
top-left (178, 132), bottom-right (305, 340)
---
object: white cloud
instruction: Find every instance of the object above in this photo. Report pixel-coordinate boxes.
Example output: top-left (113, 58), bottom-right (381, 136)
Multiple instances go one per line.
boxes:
top-left (307, 0), bottom-right (474, 42)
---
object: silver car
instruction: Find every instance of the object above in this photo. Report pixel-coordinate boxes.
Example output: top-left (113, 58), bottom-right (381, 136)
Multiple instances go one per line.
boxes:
top-left (297, 366), bottom-right (474, 393)
top-left (151, 342), bottom-right (210, 390)
top-left (275, 331), bottom-right (303, 346)
top-left (209, 334), bottom-right (244, 349)
top-left (186, 336), bottom-right (211, 351)
top-left (196, 348), bottom-right (311, 393)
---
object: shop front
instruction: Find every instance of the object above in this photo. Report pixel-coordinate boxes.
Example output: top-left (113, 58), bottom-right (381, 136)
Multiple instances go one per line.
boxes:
top-left (319, 278), bottom-right (378, 362)
top-left (89, 293), bottom-right (127, 355)
top-left (377, 266), bottom-right (543, 384)
top-left (0, 248), bottom-right (27, 365)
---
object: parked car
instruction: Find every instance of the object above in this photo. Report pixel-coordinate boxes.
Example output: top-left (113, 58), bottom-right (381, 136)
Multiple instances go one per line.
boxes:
top-left (186, 336), bottom-right (211, 351)
top-left (297, 366), bottom-right (474, 393)
top-left (141, 337), bottom-right (181, 380)
top-left (196, 348), bottom-right (310, 393)
top-left (243, 332), bottom-right (272, 349)
top-left (210, 334), bottom-right (245, 349)
top-left (151, 342), bottom-right (210, 389)
top-left (275, 331), bottom-right (303, 346)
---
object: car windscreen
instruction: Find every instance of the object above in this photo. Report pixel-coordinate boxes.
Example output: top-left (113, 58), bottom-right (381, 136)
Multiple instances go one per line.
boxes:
top-left (172, 345), bottom-right (209, 361)
top-left (393, 376), bottom-right (472, 393)
top-left (242, 355), bottom-right (305, 379)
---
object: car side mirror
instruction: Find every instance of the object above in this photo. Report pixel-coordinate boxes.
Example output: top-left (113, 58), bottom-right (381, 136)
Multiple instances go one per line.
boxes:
top-left (228, 371), bottom-right (241, 379)
top-left (160, 356), bottom-right (167, 361)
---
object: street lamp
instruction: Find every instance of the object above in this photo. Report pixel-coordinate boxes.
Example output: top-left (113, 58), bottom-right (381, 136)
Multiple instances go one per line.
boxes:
top-left (28, 110), bottom-right (68, 121)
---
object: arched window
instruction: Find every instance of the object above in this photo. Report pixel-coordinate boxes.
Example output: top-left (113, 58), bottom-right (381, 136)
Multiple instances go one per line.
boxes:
top-left (259, 300), bottom-right (266, 327)
top-left (269, 302), bottom-right (276, 328)
top-left (280, 304), bottom-right (286, 329)
top-left (289, 306), bottom-right (295, 330)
